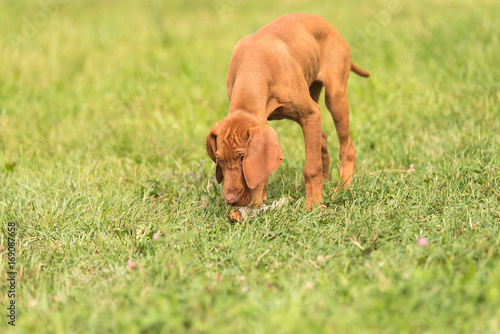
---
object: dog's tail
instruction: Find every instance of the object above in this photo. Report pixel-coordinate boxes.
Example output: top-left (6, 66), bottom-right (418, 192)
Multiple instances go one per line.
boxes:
top-left (351, 63), bottom-right (370, 77)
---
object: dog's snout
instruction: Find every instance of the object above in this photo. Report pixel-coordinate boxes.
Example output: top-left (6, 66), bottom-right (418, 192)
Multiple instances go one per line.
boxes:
top-left (224, 194), bottom-right (240, 205)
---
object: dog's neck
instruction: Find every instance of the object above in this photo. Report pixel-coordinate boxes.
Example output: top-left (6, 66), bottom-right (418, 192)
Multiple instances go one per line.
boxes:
top-left (228, 79), bottom-right (268, 115)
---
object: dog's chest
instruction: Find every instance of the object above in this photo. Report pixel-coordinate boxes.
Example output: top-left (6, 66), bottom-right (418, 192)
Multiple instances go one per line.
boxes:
top-left (267, 107), bottom-right (296, 121)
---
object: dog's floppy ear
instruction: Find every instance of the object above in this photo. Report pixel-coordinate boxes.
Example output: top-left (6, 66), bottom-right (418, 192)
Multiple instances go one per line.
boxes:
top-left (243, 125), bottom-right (283, 189)
top-left (205, 123), bottom-right (223, 183)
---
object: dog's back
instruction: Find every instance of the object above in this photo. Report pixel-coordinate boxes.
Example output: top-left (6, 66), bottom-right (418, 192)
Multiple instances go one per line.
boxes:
top-left (227, 13), bottom-right (351, 100)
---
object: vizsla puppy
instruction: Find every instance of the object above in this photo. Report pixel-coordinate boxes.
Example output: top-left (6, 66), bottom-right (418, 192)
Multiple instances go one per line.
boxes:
top-left (206, 13), bottom-right (369, 209)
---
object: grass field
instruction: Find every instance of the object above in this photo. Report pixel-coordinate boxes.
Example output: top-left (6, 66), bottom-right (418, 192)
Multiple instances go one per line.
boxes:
top-left (1, 0), bottom-right (499, 332)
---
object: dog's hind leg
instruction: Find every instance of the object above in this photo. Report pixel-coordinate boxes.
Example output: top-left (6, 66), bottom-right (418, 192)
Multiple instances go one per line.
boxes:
top-left (309, 81), bottom-right (330, 180)
top-left (324, 82), bottom-right (356, 190)
top-left (321, 131), bottom-right (330, 180)
top-left (321, 58), bottom-right (356, 190)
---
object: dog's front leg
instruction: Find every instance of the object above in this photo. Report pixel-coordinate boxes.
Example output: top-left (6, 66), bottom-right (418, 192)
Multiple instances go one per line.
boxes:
top-left (299, 111), bottom-right (324, 209)
top-left (250, 181), bottom-right (267, 207)
top-left (258, 182), bottom-right (268, 204)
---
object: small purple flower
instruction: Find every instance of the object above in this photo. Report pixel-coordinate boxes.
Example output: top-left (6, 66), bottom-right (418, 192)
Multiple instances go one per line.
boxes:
top-left (153, 233), bottom-right (160, 241)
top-left (127, 260), bottom-right (136, 271)
top-left (418, 237), bottom-right (429, 246)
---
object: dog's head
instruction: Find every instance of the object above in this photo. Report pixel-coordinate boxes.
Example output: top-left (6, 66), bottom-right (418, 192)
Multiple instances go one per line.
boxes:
top-left (206, 112), bottom-right (283, 206)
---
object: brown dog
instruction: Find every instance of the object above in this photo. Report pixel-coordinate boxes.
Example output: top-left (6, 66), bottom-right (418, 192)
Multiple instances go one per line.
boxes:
top-left (206, 13), bottom-right (369, 209)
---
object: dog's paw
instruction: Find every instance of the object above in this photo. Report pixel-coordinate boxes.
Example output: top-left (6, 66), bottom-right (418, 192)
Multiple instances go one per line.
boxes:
top-left (304, 200), bottom-right (325, 211)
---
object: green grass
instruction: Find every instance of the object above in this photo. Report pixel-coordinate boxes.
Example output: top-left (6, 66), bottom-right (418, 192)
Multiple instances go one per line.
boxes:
top-left (1, 0), bottom-right (499, 332)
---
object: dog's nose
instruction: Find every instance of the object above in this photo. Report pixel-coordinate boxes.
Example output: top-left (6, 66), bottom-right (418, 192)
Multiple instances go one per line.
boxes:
top-left (224, 194), bottom-right (239, 205)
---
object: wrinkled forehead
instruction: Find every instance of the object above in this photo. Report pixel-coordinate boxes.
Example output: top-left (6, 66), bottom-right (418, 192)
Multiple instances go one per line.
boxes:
top-left (216, 122), bottom-right (250, 160)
